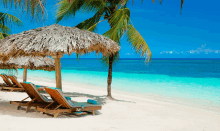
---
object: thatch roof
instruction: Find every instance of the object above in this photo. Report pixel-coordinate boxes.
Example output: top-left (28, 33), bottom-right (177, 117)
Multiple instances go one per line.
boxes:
top-left (0, 63), bottom-right (17, 70)
top-left (0, 24), bottom-right (120, 61)
top-left (0, 56), bottom-right (55, 71)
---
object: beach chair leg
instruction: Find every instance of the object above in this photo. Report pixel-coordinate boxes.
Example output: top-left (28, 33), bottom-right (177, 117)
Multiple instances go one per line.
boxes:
top-left (17, 106), bottom-right (21, 110)
top-left (54, 113), bottom-right (60, 118)
top-left (10, 89), bottom-right (14, 92)
top-left (34, 107), bottom-right (38, 112)
top-left (92, 110), bottom-right (95, 115)
top-left (26, 106), bottom-right (31, 113)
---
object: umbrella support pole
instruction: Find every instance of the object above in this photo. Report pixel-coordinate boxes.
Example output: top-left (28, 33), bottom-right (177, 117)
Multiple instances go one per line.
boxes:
top-left (53, 55), bottom-right (63, 90)
top-left (23, 66), bottom-right (27, 82)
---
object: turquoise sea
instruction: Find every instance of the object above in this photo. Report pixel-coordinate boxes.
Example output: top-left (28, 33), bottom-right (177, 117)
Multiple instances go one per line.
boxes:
top-left (1, 58), bottom-right (220, 110)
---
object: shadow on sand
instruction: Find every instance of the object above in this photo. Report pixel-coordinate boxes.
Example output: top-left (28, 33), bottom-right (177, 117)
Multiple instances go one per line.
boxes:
top-left (0, 91), bottom-right (135, 118)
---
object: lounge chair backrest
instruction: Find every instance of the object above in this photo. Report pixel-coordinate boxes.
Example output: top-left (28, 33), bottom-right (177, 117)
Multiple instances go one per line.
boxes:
top-left (0, 75), bottom-right (13, 86)
top-left (20, 83), bottom-right (48, 103)
top-left (8, 76), bottom-right (23, 88)
top-left (6, 75), bottom-right (17, 85)
top-left (44, 88), bottom-right (72, 108)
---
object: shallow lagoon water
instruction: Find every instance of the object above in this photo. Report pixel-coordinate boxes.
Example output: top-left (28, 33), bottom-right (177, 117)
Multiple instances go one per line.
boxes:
top-left (2, 59), bottom-right (220, 110)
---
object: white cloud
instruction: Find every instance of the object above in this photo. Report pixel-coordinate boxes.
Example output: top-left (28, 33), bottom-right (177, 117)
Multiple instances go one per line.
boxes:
top-left (159, 44), bottom-right (220, 55)
top-left (125, 53), bottom-right (134, 56)
top-left (160, 50), bottom-right (179, 54)
top-left (160, 44), bottom-right (220, 55)
top-left (186, 44), bottom-right (220, 54)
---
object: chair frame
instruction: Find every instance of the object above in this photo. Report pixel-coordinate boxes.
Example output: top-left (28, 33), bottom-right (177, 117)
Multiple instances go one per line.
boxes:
top-left (10, 83), bottom-right (53, 112)
top-left (37, 88), bottom-right (102, 117)
top-left (0, 75), bottom-right (24, 92)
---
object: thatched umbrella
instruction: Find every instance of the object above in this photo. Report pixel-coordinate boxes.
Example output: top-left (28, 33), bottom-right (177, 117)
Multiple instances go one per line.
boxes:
top-left (0, 56), bottom-right (55, 82)
top-left (0, 24), bottom-right (120, 89)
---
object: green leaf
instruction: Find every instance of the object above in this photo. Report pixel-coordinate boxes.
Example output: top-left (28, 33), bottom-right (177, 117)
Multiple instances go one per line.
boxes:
top-left (76, 7), bottom-right (108, 32)
top-left (56, 0), bottom-right (80, 23)
top-left (0, 31), bottom-right (4, 39)
top-left (0, 0), bottom-right (46, 21)
top-left (126, 25), bottom-right (152, 62)
top-left (103, 7), bottom-right (130, 43)
top-left (87, 20), bottom-right (106, 32)
top-left (0, 12), bottom-right (23, 27)
top-left (56, 0), bottom-right (104, 23)
top-left (0, 24), bottom-right (11, 34)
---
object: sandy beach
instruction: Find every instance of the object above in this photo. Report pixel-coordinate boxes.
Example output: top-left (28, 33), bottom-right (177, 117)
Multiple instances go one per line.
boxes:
top-left (0, 77), bottom-right (219, 131)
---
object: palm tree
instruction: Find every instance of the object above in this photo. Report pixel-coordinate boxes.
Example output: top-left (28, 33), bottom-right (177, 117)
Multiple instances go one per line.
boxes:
top-left (56, 0), bottom-right (155, 99)
top-left (0, 0), bottom-right (46, 20)
top-left (0, 12), bottom-right (23, 39)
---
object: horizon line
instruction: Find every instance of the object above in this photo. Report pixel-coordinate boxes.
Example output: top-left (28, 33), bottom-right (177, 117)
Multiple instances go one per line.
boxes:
top-left (60, 58), bottom-right (220, 60)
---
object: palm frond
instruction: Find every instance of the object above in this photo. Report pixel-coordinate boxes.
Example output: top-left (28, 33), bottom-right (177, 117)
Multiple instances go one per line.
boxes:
top-left (80, 0), bottom-right (106, 13)
top-left (87, 20), bottom-right (106, 32)
top-left (75, 7), bottom-right (108, 32)
top-left (126, 25), bottom-right (152, 62)
top-left (180, 0), bottom-right (184, 14)
top-left (0, 0), bottom-right (46, 21)
top-left (56, 0), bottom-right (82, 23)
top-left (0, 24), bottom-right (11, 34)
top-left (0, 12), bottom-right (23, 27)
top-left (129, 0), bottom-right (184, 13)
top-left (56, 0), bottom-right (104, 23)
top-left (103, 7), bottom-right (130, 43)
top-left (0, 31), bottom-right (4, 39)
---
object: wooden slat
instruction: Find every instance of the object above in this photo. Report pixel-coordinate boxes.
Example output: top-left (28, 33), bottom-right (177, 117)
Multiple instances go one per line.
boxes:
top-left (10, 101), bottom-right (47, 107)
top-left (7, 76), bottom-right (23, 88)
top-left (0, 75), bottom-right (13, 86)
top-left (2, 87), bottom-right (24, 91)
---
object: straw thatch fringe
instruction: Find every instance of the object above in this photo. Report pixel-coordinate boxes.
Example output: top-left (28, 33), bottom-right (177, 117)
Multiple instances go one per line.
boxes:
top-left (0, 24), bottom-right (120, 62)
top-left (0, 56), bottom-right (55, 71)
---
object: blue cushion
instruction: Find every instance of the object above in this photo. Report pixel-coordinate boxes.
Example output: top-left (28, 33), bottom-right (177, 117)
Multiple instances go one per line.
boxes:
top-left (65, 96), bottom-right (71, 100)
top-left (87, 99), bottom-right (97, 105)
top-left (24, 82), bottom-right (40, 88)
top-left (48, 87), bottom-right (62, 92)
top-left (23, 81), bottom-right (30, 84)
top-left (1, 73), bottom-right (6, 75)
top-left (75, 112), bottom-right (83, 114)
top-left (24, 81), bottom-right (30, 84)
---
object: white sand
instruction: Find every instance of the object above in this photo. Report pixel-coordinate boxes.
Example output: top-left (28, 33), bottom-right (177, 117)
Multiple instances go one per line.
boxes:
top-left (0, 77), bottom-right (220, 131)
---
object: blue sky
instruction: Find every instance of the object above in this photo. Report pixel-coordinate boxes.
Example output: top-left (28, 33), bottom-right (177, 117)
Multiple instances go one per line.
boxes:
top-left (1, 0), bottom-right (220, 59)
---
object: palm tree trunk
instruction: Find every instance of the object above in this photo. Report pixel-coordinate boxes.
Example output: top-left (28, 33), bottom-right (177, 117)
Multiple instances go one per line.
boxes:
top-left (107, 53), bottom-right (114, 99)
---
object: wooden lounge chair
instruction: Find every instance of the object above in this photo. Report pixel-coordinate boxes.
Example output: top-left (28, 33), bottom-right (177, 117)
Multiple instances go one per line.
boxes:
top-left (37, 88), bottom-right (102, 118)
top-left (0, 75), bottom-right (23, 92)
top-left (7, 76), bottom-right (46, 92)
top-left (10, 83), bottom-right (53, 112)
top-left (0, 74), bottom-right (13, 86)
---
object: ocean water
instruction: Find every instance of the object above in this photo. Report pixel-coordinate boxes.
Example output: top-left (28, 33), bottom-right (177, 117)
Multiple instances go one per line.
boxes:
top-left (1, 58), bottom-right (220, 109)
